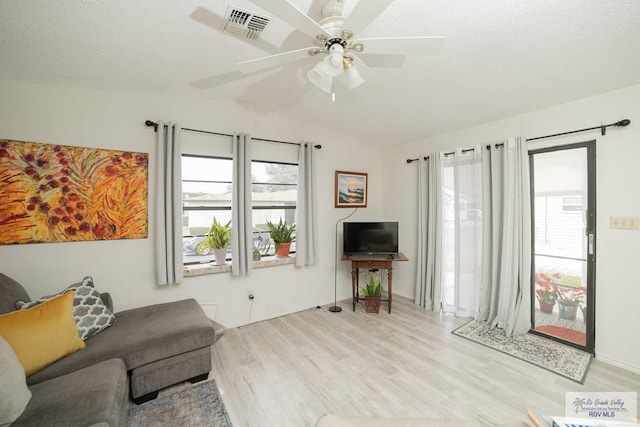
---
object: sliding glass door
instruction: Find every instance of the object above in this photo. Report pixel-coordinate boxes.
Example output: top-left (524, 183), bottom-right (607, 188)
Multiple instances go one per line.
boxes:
top-left (529, 142), bottom-right (595, 353)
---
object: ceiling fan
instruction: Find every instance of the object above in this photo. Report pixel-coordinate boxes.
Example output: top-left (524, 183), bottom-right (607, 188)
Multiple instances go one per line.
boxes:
top-left (196, 0), bottom-right (445, 97)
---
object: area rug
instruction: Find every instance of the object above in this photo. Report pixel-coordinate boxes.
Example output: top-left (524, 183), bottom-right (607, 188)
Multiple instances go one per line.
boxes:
top-left (127, 379), bottom-right (233, 427)
top-left (452, 320), bottom-right (592, 384)
top-left (535, 324), bottom-right (586, 346)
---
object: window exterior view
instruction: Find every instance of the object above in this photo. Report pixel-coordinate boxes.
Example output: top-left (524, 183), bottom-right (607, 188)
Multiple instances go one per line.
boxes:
top-left (181, 155), bottom-right (297, 264)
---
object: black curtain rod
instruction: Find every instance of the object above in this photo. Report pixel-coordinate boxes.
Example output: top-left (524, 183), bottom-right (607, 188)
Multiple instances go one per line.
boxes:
top-left (145, 120), bottom-right (321, 149)
top-left (406, 118), bottom-right (631, 163)
top-left (526, 119), bottom-right (630, 142)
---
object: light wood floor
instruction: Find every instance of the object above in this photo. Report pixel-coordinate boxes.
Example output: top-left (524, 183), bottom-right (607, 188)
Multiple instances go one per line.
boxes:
top-left (210, 296), bottom-right (639, 427)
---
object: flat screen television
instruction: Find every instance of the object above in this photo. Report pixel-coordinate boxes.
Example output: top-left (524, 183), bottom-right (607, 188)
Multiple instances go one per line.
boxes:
top-left (343, 222), bottom-right (399, 256)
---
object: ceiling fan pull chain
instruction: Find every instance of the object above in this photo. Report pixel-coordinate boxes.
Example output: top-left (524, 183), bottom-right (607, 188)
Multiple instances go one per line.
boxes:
top-left (331, 78), bottom-right (336, 102)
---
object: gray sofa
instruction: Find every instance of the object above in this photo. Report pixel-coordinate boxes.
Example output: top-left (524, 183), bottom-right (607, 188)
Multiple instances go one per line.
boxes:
top-left (0, 272), bottom-right (224, 426)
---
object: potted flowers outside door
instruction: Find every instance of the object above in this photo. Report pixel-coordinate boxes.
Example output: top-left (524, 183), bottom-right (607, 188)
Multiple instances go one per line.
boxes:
top-left (198, 218), bottom-right (231, 266)
top-left (535, 272), bottom-right (559, 314)
top-left (359, 271), bottom-right (383, 313)
top-left (557, 287), bottom-right (584, 321)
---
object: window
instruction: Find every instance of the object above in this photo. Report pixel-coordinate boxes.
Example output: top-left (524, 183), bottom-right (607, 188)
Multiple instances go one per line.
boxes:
top-left (182, 155), bottom-right (232, 265)
top-left (181, 155), bottom-right (298, 265)
top-left (252, 161), bottom-right (298, 257)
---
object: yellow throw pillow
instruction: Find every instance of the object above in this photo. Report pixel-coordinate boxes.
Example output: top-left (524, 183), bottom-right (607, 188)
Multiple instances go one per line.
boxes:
top-left (0, 292), bottom-right (85, 376)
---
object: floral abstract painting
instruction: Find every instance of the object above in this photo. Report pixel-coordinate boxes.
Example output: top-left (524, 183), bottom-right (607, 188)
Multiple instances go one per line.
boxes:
top-left (0, 139), bottom-right (148, 244)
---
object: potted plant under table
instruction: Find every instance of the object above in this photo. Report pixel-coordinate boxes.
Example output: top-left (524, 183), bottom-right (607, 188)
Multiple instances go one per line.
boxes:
top-left (198, 217), bottom-right (231, 266)
top-left (359, 272), bottom-right (383, 314)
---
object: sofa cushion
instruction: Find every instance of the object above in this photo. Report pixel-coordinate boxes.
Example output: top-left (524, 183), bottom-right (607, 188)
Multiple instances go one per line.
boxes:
top-left (13, 358), bottom-right (129, 427)
top-left (0, 272), bottom-right (31, 315)
top-left (16, 276), bottom-right (116, 340)
top-left (27, 298), bottom-right (216, 386)
top-left (0, 336), bottom-right (32, 427)
top-left (0, 292), bottom-right (86, 376)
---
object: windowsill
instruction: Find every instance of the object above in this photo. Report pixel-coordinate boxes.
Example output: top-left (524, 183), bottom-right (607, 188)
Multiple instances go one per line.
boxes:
top-left (183, 255), bottom-right (296, 277)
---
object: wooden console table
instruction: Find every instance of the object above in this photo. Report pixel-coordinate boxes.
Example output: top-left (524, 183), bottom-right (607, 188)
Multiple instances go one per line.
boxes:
top-left (341, 253), bottom-right (408, 314)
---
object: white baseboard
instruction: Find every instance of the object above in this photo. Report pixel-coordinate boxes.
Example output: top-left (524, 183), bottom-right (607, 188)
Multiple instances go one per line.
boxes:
top-left (595, 354), bottom-right (640, 375)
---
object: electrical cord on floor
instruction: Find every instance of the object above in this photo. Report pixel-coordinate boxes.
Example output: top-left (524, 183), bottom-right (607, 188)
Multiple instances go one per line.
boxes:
top-left (247, 298), bottom-right (254, 326)
top-left (237, 298), bottom-right (256, 329)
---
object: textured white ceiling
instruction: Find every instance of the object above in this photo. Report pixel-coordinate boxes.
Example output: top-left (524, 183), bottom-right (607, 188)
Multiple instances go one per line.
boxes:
top-left (1, 0), bottom-right (639, 145)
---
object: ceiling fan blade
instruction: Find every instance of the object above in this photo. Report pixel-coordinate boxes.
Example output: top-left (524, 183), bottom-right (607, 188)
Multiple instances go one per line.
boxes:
top-left (350, 54), bottom-right (387, 92)
top-left (190, 7), bottom-right (222, 29)
top-left (357, 36), bottom-right (445, 55)
top-left (237, 47), bottom-right (316, 74)
top-left (190, 71), bottom-right (248, 90)
top-left (246, 0), bottom-right (329, 39)
top-left (342, 0), bottom-right (394, 35)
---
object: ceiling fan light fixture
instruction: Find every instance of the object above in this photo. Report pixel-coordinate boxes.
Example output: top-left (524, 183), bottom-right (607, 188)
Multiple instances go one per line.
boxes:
top-left (325, 43), bottom-right (345, 76)
top-left (318, 55), bottom-right (342, 77)
top-left (344, 64), bottom-right (365, 90)
top-left (307, 43), bottom-right (342, 90)
top-left (348, 43), bottom-right (364, 53)
top-left (307, 63), bottom-right (334, 93)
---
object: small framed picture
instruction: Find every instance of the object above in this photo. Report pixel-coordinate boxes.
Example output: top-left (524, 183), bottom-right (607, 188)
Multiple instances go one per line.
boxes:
top-left (335, 171), bottom-right (368, 208)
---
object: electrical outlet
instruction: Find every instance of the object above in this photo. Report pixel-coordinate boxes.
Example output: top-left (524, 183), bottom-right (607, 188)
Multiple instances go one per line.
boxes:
top-left (247, 290), bottom-right (255, 300)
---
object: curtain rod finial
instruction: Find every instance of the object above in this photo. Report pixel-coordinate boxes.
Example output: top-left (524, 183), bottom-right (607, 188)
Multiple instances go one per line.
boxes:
top-left (145, 120), bottom-right (158, 132)
top-left (615, 119), bottom-right (631, 127)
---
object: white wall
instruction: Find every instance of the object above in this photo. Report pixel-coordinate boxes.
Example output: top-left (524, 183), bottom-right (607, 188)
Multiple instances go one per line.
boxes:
top-left (0, 79), bottom-right (383, 327)
top-left (383, 84), bottom-right (640, 373)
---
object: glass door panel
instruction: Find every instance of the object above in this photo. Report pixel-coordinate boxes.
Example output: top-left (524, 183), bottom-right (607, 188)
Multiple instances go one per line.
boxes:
top-left (530, 143), bottom-right (595, 353)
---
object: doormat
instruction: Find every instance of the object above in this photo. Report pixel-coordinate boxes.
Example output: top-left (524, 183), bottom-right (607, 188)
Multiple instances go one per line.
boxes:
top-left (452, 320), bottom-right (592, 384)
top-left (127, 379), bottom-right (232, 426)
top-left (535, 325), bottom-right (586, 346)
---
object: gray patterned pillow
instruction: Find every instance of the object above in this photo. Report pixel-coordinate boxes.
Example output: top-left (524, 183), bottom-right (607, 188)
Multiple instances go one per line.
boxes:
top-left (15, 276), bottom-right (116, 340)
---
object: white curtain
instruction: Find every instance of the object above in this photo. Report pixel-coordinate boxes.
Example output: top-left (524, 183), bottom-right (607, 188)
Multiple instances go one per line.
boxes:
top-left (415, 138), bottom-right (532, 336)
top-left (414, 155), bottom-right (443, 310)
top-left (295, 142), bottom-right (319, 266)
top-left (155, 122), bottom-right (183, 285)
top-left (440, 147), bottom-right (484, 317)
top-left (478, 137), bottom-right (532, 335)
top-left (231, 133), bottom-right (253, 276)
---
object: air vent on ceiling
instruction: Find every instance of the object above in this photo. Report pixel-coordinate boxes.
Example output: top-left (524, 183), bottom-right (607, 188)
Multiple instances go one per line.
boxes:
top-left (223, 6), bottom-right (271, 40)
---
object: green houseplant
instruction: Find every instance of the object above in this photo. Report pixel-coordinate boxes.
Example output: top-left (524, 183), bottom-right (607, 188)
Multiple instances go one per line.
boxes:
top-left (359, 272), bottom-right (383, 313)
top-left (198, 218), bottom-right (231, 266)
top-left (265, 218), bottom-right (295, 258)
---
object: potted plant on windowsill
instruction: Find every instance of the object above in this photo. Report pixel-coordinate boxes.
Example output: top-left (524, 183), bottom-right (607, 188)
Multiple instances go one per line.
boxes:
top-left (359, 272), bottom-right (383, 313)
top-left (265, 218), bottom-right (295, 258)
top-left (198, 218), bottom-right (231, 266)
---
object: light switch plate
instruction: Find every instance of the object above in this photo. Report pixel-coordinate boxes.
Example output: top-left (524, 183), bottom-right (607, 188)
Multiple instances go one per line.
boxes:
top-left (610, 216), bottom-right (640, 230)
